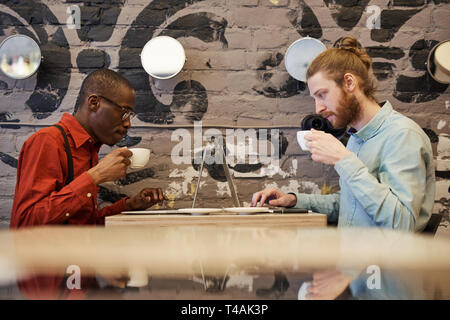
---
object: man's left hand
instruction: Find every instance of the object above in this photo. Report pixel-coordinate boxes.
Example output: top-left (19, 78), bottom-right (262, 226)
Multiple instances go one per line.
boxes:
top-left (306, 270), bottom-right (352, 300)
top-left (126, 188), bottom-right (168, 211)
top-left (305, 129), bottom-right (351, 165)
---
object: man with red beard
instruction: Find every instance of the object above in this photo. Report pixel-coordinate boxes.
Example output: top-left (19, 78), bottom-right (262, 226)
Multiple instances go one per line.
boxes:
top-left (251, 36), bottom-right (435, 299)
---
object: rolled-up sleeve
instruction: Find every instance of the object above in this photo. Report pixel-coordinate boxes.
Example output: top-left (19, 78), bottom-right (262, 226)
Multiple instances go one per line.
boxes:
top-left (292, 192), bottom-right (340, 224)
top-left (11, 133), bottom-right (98, 227)
top-left (334, 128), bottom-right (433, 231)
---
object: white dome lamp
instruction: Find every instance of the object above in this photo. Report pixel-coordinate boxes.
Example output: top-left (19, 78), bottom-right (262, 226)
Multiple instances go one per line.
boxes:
top-left (427, 40), bottom-right (450, 84)
top-left (0, 34), bottom-right (42, 80)
top-left (285, 36), bottom-right (326, 82)
top-left (140, 36), bottom-right (186, 80)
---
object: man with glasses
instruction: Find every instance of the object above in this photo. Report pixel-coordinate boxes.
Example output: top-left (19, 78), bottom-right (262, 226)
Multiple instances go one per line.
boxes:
top-left (10, 68), bottom-right (166, 229)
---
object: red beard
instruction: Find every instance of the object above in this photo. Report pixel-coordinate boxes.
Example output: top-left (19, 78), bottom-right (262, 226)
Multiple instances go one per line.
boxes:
top-left (322, 90), bottom-right (361, 129)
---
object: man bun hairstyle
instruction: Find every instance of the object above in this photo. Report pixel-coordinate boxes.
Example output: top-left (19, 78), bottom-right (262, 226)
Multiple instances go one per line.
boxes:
top-left (306, 36), bottom-right (376, 101)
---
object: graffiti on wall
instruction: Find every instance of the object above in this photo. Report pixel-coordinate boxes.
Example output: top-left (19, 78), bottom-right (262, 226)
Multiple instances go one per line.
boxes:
top-left (1, 1), bottom-right (448, 120)
top-left (0, 0), bottom-right (449, 217)
top-left (0, 0), bottom-right (71, 119)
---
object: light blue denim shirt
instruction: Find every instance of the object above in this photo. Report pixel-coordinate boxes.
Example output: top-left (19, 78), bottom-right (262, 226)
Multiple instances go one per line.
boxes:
top-left (292, 101), bottom-right (436, 299)
top-left (293, 101), bottom-right (435, 232)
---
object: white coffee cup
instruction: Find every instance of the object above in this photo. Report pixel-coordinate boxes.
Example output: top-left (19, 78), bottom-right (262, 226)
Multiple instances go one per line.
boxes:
top-left (128, 148), bottom-right (150, 168)
top-left (296, 130), bottom-right (311, 151)
top-left (127, 267), bottom-right (148, 287)
top-left (298, 281), bottom-right (311, 300)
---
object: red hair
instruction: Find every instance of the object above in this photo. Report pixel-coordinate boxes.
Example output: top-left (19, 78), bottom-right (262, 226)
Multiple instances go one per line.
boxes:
top-left (306, 36), bottom-right (377, 100)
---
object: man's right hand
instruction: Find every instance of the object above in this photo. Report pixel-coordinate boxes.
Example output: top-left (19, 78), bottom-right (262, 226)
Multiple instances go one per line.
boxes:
top-left (88, 147), bottom-right (133, 185)
top-left (251, 187), bottom-right (297, 207)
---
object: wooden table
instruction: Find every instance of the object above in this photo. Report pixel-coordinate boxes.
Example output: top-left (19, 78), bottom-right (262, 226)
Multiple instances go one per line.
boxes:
top-left (104, 211), bottom-right (326, 296)
top-left (105, 212), bottom-right (327, 228)
top-left (5, 224), bottom-right (450, 299)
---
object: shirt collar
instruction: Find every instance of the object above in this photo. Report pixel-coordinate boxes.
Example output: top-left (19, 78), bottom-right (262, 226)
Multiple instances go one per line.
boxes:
top-left (347, 101), bottom-right (392, 141)
top-left (59, 113), bottom-right (96, 149)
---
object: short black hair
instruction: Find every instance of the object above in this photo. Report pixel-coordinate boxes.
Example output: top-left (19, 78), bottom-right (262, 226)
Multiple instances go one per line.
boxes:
top-left (74, 69), bottom-right (134, 113)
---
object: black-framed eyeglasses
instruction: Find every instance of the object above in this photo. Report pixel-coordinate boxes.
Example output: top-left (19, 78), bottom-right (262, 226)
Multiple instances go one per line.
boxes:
top-left (97, 94), bottom-right (136, 121)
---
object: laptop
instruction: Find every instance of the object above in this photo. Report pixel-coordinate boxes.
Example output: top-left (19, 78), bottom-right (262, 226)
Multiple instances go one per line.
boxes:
top-left (122, 142), bottom-right (309, 215)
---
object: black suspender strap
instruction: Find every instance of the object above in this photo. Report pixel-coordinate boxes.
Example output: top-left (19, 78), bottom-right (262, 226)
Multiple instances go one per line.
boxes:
top-left (52, 125), bottom-right (74, 185)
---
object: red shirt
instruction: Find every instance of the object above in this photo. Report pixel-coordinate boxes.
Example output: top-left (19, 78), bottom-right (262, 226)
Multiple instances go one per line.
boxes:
top-left (10, 113), bottom-right (128, 228)
top-left (10, 113), bottom-right (129, 299)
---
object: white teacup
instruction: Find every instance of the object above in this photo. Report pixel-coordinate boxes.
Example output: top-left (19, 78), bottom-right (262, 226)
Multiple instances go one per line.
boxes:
top-left (128, 148), bottom-right (150, 168)
top-left (296, 130), bottom-right (311, 151)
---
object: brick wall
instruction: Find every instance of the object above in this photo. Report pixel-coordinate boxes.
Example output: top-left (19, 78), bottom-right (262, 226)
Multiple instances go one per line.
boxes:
top-left (0, 0), bottom-right (449, 235)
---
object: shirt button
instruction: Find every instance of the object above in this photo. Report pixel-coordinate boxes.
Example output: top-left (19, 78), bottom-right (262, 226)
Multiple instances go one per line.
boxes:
top-left (87, 193), bottom-right (92, 198)
top-left (66, 213), bottom-right (70, 217)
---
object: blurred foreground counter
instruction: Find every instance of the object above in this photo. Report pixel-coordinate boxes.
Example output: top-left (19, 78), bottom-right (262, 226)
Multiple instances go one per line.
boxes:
top-left (105, 212), bottom-right (327, 228)
top-left (0, 225), bottom-right (449, 299)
